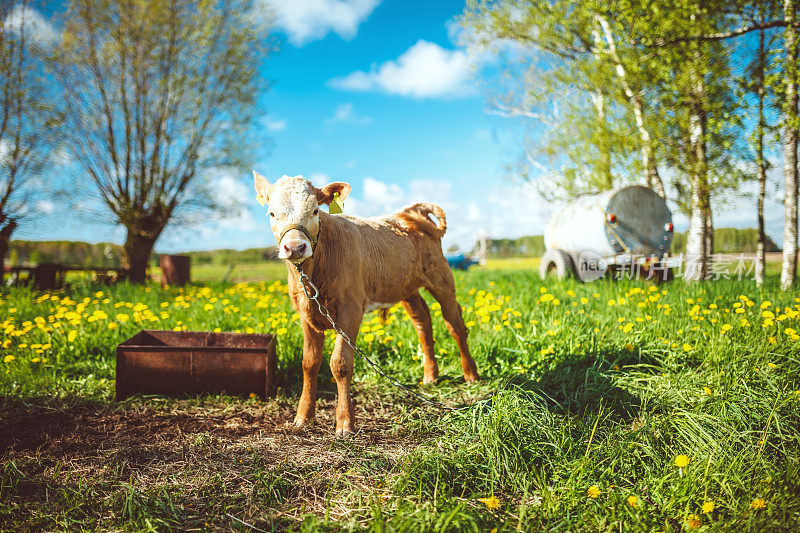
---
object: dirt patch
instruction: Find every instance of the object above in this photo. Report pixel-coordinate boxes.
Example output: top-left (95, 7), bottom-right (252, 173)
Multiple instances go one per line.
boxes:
top-left (0, 389), bottom-right (437, 529)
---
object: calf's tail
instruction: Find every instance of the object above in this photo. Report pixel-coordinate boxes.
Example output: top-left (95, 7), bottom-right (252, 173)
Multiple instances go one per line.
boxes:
top-left (398, 203), bottom-right (447, 238)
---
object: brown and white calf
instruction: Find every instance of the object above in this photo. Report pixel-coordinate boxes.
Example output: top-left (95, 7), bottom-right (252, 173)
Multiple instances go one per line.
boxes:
top-left (253, 171), bottom-right (479, 436)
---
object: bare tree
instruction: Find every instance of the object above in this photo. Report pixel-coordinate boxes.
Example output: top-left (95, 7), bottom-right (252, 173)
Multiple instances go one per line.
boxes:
top-left (0, 0), bottom-right (59, 283)
top-left (54, 0), bottom-right (269, 282)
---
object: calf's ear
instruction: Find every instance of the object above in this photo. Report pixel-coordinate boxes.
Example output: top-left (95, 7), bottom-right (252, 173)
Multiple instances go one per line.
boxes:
top-left (315, 182), bottom-right (352, 205)
top-left (253, 170), bottom-right (271, 206)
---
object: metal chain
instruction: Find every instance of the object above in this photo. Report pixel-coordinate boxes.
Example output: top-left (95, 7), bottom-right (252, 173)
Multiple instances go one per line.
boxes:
top-left (292, 262), bottom-right (462, 412)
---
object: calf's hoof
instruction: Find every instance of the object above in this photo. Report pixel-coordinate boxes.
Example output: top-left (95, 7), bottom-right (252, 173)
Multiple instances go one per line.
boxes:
top-left (422, 374), bottom-right (438, 385)
top-left (293, 416), bottom-right (315, 428)
top-left (335, 424), bottom-right (354, 438)
top-left (464, 372), bottom-right (480, 383)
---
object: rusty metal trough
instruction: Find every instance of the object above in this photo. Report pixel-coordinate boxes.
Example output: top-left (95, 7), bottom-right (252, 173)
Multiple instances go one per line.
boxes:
top-left (116, 330), bottom-right (277, 400)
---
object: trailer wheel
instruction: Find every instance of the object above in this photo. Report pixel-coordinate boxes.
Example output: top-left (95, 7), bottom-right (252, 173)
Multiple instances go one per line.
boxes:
top-left (539, 249), bottom-right (576, 280)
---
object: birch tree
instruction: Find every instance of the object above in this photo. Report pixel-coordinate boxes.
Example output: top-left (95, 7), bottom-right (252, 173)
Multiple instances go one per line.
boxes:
top-left (780, 0), bottom-right (798, 288)
top-left (54, 0), bottom-right (269, 282)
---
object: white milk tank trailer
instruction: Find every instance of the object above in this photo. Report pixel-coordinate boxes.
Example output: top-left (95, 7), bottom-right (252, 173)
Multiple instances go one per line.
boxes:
top-left (540, 186), bottom-right (678, 282)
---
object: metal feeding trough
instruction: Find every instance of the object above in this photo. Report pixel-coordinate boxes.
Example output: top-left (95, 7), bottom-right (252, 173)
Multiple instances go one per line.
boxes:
top-left (116, 330), bottom-right (277, 400)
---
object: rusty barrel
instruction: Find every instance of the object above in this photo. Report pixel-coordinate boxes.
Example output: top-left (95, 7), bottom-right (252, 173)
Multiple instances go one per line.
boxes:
top-left (116, 330), bottom-right (277, 400)
top-left (160, 255), bottom-right (191, 286)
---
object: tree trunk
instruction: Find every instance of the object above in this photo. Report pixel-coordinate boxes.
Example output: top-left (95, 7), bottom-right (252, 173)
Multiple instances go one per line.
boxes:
top-left (596, 15), bottom-right (667, 199)
top-left (123, 227), bottom-right (162, 283)
top-left (705, 201), bottom-right (714, 258)
top-left (0, 219), bottom-right (17, 286)
top-left (781, 0), bottom-right (799, 289)
top-left (590, 90), bottom-right (614, 189)
top-left (755, 27), bottom-right (767, 287)
top-left (685, 90), bottom-right (710, 281)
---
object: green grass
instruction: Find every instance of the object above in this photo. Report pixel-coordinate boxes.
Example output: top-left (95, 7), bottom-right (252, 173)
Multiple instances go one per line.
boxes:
top-left (1, 263), bottom-right (799, 531)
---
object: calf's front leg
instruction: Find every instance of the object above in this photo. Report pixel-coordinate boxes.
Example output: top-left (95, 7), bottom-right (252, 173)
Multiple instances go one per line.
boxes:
top-left (329, 303), bottom-right (362, 437)
top-left (294, 320), bottom-right (324, 428)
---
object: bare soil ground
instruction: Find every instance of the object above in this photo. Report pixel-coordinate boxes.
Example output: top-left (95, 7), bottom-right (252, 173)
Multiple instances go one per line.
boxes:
top-left (0, 388), bottom-right (435, 531)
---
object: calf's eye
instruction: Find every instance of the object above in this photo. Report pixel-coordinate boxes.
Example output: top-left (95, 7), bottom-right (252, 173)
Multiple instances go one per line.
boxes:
top-left (313, 208), bottom-right (319, 215)
top-left (269, 212), bottom-right (274, 217)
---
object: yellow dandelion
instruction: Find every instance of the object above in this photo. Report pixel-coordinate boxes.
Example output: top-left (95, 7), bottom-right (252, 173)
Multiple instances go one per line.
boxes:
top-left (587, 485), bottom-right (601, 499)
top-left (703, 386), bottom-right (712, 395)
top-left (750, 498), bottom-right (766, 509)
top-left (3, 355), bottom-right (15, 363)
top-left (674, 454), bottom-right (690, 468)
top-left (702, 501), bottom-right (715, 514)
top-left (685, 514), bottom-right (701, 528)
top-left (477, 495), bottom-right (501, 509)
top-left (67, 330), bottom-right (77, 342)
top-left (627, 495), bottom-right (638, 508)
top-left (682, 343), bottom-right (692, 352)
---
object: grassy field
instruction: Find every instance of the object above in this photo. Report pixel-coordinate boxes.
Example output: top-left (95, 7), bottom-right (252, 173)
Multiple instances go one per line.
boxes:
top-left (1, 261), bottom-right (799, 531)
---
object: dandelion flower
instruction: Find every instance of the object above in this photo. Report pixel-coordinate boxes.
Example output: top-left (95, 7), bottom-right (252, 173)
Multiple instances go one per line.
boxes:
top-left (478, 495), bottom-right (501, 509)
top-left (682, 343), bottom-right (692, 352)
top-left (67, 330), bottom-right (77, 342)
top-left (685, 514), bottom-right (701, 528)
top-left (674, 454), bottom-right (690, 468)
top-left (587, 485), bottom-right (601, 499)
top-left (750, 498), bottom-right (766, 509)
top-left (702, 501), bottom-right (715, 514)
top-left (627, 495), bottom-right (638, 508)
top-left (703, 386), bottom-right (712, 395)
top-left (3, 355), bottom-right (15, 363)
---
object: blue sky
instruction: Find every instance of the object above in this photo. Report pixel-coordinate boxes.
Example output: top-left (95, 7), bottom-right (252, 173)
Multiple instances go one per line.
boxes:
top-left (14, 0), bottom-right (786, 252)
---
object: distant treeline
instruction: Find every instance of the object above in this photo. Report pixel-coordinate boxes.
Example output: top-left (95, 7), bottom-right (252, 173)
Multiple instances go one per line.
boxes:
top-left (9, 240), bottom-right (124, 267)
top-left (671, 228), bottom-right (779, 254)
top-left (487, 236), bottom-right (547, 258)
top-left (183, 247), bottom-right (278, 265)
top-left (9, 228), bottom-right (777, 267)
top-left (483, 227), bottom-right (779, 257)
top-left (8, 241), bottom-right (279, 267)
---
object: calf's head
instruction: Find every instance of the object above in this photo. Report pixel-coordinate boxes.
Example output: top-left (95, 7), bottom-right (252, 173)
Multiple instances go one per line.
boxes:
top-left (253, 171), bottom-right (351, 262)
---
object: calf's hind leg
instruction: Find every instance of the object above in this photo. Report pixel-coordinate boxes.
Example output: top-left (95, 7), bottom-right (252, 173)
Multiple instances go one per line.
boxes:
top-left (401, 291), bottom-right (439, 384)
top-left (426, 267), bottom-right (480, 382)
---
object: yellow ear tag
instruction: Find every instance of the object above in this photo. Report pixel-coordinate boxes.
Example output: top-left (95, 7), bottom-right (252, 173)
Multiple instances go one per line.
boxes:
top-left (329, 192), bottom-right (343, 214)
top-left (256, 193), bottom-right (266, 206)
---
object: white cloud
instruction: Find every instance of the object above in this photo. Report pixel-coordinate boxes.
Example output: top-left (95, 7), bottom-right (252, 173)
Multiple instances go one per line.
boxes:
top-left (308, 172), bottom-right (331, 187)
top-left (35, 200), bottom-right (55, 214)
top-left (261, 116), bottom-right (287, 132)
top-left (199, 171), bottom-right (259, 232)
top-left (329, 40), bottom-right (474, 99)
top-left (261, 0), bottom-right (380, 47)
top-left (1, 5), bottom-right (58, 47)
top-left (324, 102), bottom-right (372, 126)
top-left (336, 176), bottom-right (549, 251)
